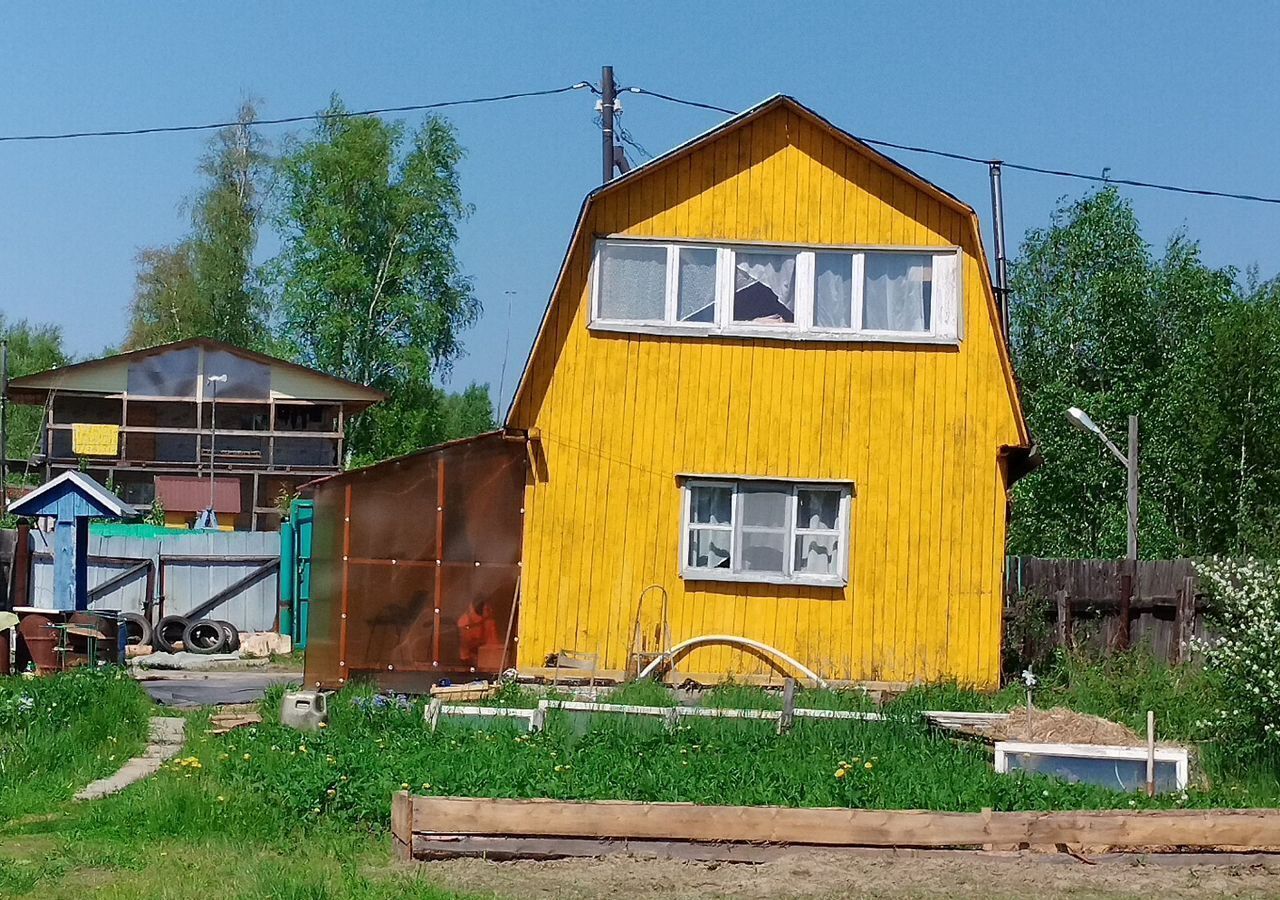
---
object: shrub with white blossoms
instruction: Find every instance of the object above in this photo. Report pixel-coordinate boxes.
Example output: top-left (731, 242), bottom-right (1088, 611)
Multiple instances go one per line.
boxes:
top-left (1194, 557), bottom-right (1280, 751)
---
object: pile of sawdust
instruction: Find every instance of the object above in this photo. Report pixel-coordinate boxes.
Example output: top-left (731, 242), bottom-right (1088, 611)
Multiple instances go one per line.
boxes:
top-left (994, 706), bottom-right (1144, 746)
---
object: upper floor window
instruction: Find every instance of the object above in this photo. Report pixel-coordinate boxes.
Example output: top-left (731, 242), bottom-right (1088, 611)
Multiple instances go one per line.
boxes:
top-left (591, 238), bottom-right (960, 342)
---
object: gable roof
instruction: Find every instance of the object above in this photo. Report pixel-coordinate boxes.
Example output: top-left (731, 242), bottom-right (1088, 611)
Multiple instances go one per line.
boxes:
top-left (8, 337), bottom-right (385, 408)
top-left (9, 470), bottom-right (137, 519)
top-left (506, 94), bottom-right (1030, 450)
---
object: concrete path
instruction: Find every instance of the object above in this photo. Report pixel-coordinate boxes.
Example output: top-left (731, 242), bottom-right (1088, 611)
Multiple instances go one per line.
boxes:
top-left (137, 671), bottom-right (301, 707)
top-left (75, 717), bottom-right (187, 801)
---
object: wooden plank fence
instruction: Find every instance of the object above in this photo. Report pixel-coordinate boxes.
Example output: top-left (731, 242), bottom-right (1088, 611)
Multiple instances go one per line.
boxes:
top-left (1004, 557), bottom-right (1205, 665)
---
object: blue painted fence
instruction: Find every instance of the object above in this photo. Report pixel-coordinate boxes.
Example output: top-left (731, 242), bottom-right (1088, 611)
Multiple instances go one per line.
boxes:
top-left (28, 529), bottom-right (280, 631)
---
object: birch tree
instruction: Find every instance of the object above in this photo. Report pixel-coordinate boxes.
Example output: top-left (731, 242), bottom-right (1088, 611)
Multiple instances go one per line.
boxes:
top-left (270, 97), bottom-right (479, 458)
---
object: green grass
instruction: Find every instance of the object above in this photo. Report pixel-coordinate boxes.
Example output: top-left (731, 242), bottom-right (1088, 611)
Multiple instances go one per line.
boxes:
top-left (6, 652), bottom-right (1280, 898)
top-left (0, 667), bottom-right (153, 823)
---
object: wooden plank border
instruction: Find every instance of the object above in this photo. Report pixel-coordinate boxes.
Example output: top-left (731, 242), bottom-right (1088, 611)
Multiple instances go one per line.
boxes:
top-left (392, 793), bottom-right (1280, 854)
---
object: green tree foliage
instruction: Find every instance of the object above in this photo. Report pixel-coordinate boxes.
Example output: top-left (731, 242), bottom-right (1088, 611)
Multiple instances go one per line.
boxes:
top-left (2, 316), bottom-right (70, 464)
top-left (1009, 187), bottom-right (1280, 558)
top-left (351, 381), bottom-right (496, 467)
top-left (125, 101), bottom-right (270, 350)
top-left (271, 97), bottom-right (480, 460)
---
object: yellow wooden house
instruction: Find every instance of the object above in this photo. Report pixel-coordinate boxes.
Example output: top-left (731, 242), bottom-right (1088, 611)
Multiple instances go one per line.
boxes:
top-left (507, 95), bottom-right (1031, 690)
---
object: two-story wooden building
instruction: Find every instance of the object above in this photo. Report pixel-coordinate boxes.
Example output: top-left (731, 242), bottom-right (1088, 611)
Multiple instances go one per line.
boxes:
top-left (9, 338), bottom-right (383, 530)
top-left (505, 95), bottom-right (1031, 689)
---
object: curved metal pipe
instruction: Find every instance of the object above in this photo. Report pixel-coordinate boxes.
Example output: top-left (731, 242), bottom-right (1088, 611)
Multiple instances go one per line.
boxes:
top-left (637, 634), bottom-right (829, 689)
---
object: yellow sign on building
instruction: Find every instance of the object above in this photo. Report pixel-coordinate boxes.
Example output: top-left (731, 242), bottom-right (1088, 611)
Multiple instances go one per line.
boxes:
top-left (71, 423), bottom-right (120, 457)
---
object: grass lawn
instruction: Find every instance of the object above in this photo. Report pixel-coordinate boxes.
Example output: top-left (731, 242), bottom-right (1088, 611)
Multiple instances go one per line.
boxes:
top-left (4, 652), bottom-right (1280, 898)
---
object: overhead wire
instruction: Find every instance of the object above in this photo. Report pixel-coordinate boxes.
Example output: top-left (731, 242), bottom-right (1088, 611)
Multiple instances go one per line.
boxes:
top-left (3, 78), bottom-right (1276, 206)
top-left (0, 83), bottom-right (594, 143)
top-left (625, 85), bottom-right (1280, 206)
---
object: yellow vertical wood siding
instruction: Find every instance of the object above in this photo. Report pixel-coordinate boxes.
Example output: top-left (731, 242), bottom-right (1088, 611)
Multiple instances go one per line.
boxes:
top-left (510, 104), bottom-right (1024, 689)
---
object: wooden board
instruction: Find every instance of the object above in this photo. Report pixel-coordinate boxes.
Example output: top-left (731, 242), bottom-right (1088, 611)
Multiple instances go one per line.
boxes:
top-left (394, 794), bottom-right (1280, 853)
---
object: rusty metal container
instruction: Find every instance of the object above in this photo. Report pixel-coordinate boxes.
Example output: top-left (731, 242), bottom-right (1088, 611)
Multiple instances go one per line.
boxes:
top-left (17, 611), bottom-right (63, 673)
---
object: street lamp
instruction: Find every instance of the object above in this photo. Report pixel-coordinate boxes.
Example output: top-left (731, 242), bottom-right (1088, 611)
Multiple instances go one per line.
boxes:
top-left (196, 374), bottom-right (228, 530)
top-left (1066, 407), bottom-right (1138, 559)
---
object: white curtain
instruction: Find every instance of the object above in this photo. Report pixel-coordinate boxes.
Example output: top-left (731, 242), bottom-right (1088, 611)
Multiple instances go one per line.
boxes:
top-left (863, 254), bottom-right (931, 332)
top-left (599, 243), bottom-right (667, 321)
top-left (735, 253), bottom-right (796, 315)
top-left (814, 254), bottom-right (852, 328)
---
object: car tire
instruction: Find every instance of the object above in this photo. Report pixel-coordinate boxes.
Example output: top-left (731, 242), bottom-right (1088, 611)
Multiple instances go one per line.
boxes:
top-left (120, 612), bottom-right (153, 648)
top-left (183, 619), bottom-right (228, 655)
top-left (154, 615), bottom-right (190, 654)
top-left (214, 620), bottom-right (241, 652)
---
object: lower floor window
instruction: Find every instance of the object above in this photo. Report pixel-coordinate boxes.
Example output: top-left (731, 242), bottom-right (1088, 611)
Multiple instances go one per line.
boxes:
top-left (682, 478), bottom-right (851, 586)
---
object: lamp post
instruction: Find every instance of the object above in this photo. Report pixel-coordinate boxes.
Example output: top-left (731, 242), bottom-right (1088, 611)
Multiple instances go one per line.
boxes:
top-left (199, 374), bottom-right (228, 529)
top-left (1066, 407), bottom-right (1138, 560)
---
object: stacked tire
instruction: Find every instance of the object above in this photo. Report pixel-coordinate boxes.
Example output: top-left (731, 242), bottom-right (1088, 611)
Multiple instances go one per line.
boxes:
top-left (152, 615), bottom-right (240, 654)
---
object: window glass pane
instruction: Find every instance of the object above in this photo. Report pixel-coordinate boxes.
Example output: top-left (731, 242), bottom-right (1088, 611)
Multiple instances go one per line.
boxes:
top-left (688, 528), bottom-right (732, 570)
top-left (863, 253), bottom-right (932, 332)
top-left (740, 531), bottom-right (787, 573)
top-left (797, 489), bottom-right (840, 530)
top-left (689, 485), bottom-right (731, 525)
top-left (677, 248), bottom-right (717, 323)
top-left (814, 253), bottom-right (853, 329)
top-left (733, 251), bottom-right (796, 324)
top-left (795, 534), bottom-right (838, 576)
top-left (598, 243), bottom-right (667, 321)
top-left (739, 486), bottom-right (788, 527)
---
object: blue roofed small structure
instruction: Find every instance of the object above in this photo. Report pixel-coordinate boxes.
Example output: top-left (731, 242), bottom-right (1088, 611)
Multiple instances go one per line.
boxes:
top-left (10, 471), bottom-right (136, 611)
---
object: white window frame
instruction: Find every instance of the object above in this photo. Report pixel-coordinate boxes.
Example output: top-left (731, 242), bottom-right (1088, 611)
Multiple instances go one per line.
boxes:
top-left (993, 741), bottom-right (1190, 792)
top-left (679, 476), bottom-right (852, 588)
top-left (589, 237), bottom-right (962, 344)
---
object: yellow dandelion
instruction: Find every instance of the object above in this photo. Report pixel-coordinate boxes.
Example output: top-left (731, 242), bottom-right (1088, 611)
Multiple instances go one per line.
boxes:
top-left (298, 745), bottom-right (308, 754)
top-left (421, 783), bottom-right (431, 790)
top-left (400, 782), bottom-right (410, 790)
top-left (838, 760), bottom-right (848, 767)
top-left (318, 722), bottom-right (328, 729)
top-left (834, 769), bottom-right (846, 779)
top-left (243, 753), bottom-right (252, 761)
top-left (326, 788), bottom-right (336, 797)
top-left (864, 761), bottom-right (873, 770)
top-left (215, 796), bottom-right (225, 803)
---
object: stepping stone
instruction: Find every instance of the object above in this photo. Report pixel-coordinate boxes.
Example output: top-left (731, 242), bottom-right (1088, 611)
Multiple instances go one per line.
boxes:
top-left (75, 717), bottom-right (186, 801)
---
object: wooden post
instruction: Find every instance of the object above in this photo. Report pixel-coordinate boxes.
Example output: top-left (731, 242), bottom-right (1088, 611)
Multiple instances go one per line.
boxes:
top-left (778, 677), bottom-right (796, 734)
top-left (1054, 589), bottom-right (1070, 651)
top-left (1117, 567), bottom-right (1133, 652)
top-left (13, 519), bottom-right (30, 607)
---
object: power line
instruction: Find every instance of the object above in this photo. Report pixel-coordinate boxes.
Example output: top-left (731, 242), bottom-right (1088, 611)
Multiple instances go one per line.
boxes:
top-left (627, 86), bottom-right (1280, 206)
top-left (0, 83), bottom-right (593, 143)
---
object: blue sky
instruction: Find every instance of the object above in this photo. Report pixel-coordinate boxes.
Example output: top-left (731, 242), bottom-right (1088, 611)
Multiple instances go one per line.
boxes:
top-left (3, 3), bottom-right (1278, 412)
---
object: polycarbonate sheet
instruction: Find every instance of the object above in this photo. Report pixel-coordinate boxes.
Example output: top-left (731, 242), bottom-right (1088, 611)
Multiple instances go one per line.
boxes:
top-left (127, 347), bottom-right (200, 397)
top-left (203, 348), bottom-right (271, 400)
top-left (302, 432), bottom-right (525, 690)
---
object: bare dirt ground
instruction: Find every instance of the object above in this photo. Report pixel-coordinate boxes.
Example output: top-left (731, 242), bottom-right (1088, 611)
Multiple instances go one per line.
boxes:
top-left (423, 850), bottom-right (1280, 899)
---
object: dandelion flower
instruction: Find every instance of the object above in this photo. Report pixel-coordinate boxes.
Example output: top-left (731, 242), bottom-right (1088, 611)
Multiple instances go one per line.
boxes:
top-left (400, 782), bottom-right (410, 790)
top-left (326, 789), bottom-right (336, 797)
top-left (216, 796), bottom-right (225, 803)
top-left (318, 722), bottom-right (328, 729)
top-left (834, 769), bottom-right (846, 779)
top-left (243, 753), bottom-right (252, 761)
top-left (864, 761), bottom-right (873, 770)
top-left (422, 783), bottom-right (431, 790)
top-left (1042, 789), bottom-right (1049, 797)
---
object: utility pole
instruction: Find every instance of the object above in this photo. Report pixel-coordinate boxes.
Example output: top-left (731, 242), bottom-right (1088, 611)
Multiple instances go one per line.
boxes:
top-left (988, 162), bottom-right (1010, 339)
top-left (1126, 414), bottom-right (1139, 561)
top-left (600, 65), bottom-right (619, 183)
